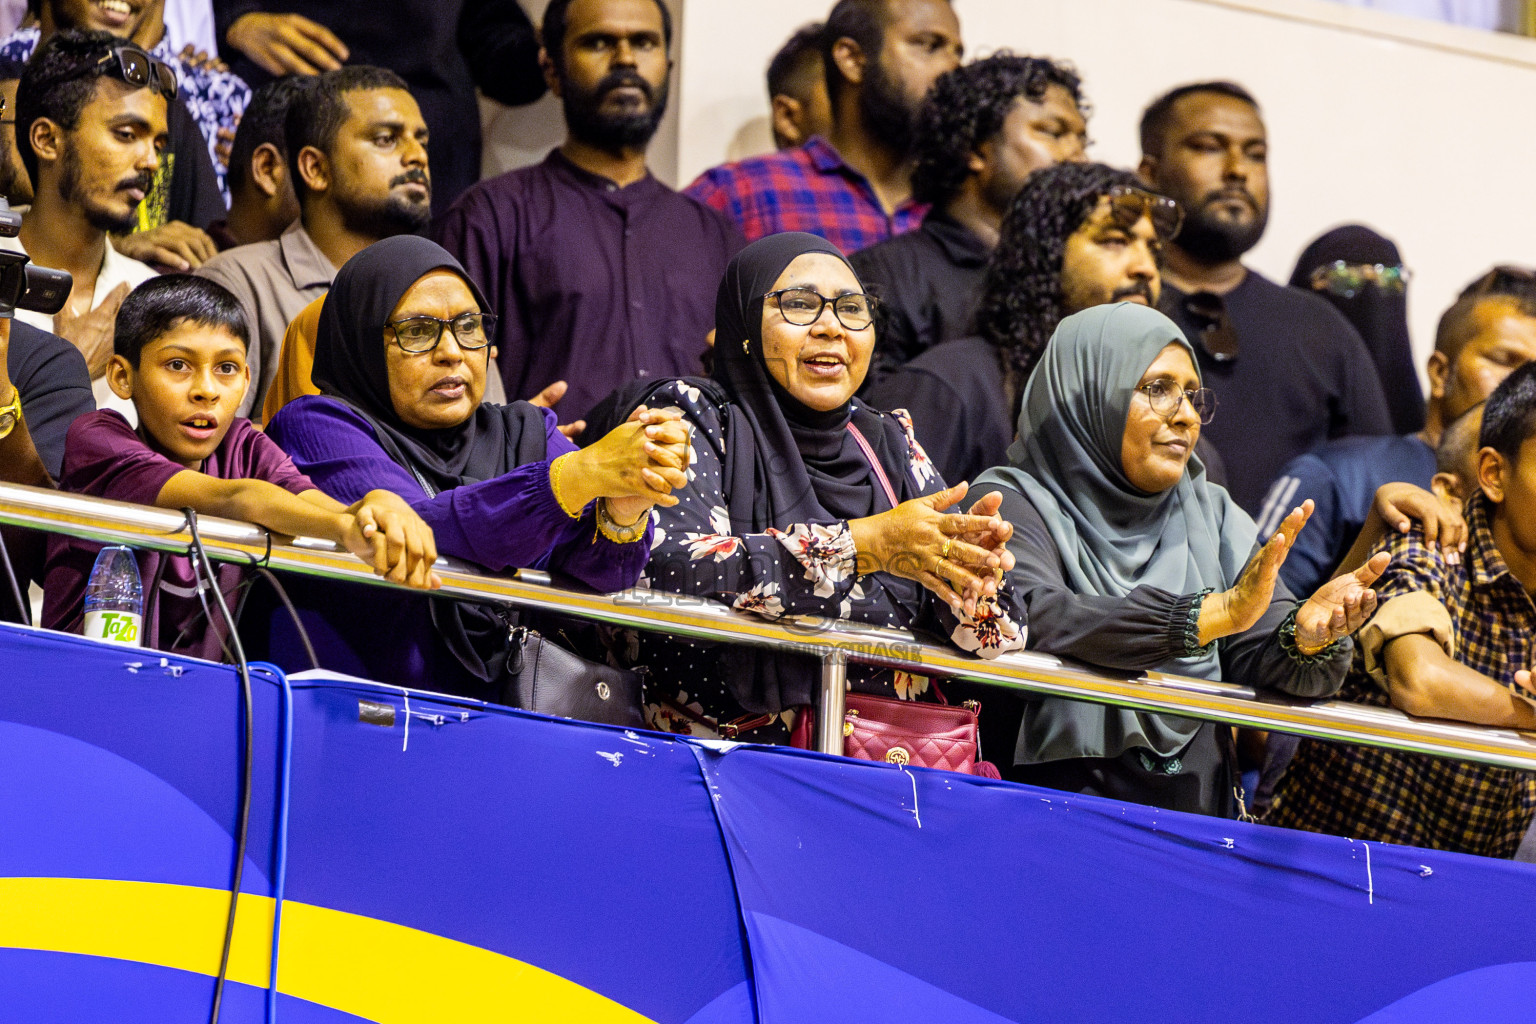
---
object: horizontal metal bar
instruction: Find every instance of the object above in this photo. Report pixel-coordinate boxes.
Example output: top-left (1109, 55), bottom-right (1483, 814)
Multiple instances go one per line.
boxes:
top-left (4, 481), bottom-right (1536, 771)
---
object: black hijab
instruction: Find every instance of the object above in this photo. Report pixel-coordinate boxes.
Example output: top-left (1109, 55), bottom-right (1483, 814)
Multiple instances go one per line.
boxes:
top-left (309, 235), bottom-right (548, 696)
top-left (1290, 225), bottom-right (1424, 434)
top-left (711, 232), bottom-right (920, 533)
top-left (311, 234), bottom-right (548, 494)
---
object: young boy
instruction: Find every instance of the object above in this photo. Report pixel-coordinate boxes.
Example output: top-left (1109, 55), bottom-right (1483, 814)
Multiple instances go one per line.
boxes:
top-left (43, 275), bottom-right (440, 660)
top-left (1269, 365), bottom-right (1536, 857)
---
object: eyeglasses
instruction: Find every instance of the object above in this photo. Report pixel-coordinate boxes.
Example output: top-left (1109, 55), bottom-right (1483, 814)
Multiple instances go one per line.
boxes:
top-left (1137, 378), bottom-right (1217, 424)
top-left (1309, 260), bottom-right (1410, 298)
top-left (1181, 291), bottom-right (1239, 362)
top-left (1105, 185), bottom-right (1183, 240)
top-left (765, 287), bottom-right (876, 331)
top-left (35, 44), bottom-right (178, 102)
top-left (386, 312), bottom-right (496, 353)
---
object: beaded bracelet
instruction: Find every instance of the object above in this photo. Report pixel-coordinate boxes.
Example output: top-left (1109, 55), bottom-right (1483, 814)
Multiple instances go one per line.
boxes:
top-left (596, 499), bottom-right (647, 544)
top-left (1279, 605), bottom-right (1341, 663)
top-left (548, 452), bottom-right (584, 519)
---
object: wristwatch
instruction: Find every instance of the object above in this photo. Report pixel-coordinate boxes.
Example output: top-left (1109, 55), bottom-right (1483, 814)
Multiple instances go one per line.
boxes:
top-left (0, 386), bottom-right (20, 441)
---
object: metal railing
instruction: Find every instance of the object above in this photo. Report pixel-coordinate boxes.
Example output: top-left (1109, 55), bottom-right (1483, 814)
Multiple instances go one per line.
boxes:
top-left (4, 481), bottom-right (1536, 770)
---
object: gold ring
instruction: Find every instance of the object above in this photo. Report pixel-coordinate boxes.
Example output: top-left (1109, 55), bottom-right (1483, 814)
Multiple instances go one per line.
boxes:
top-left (940, 538), bottom-right (954, 561)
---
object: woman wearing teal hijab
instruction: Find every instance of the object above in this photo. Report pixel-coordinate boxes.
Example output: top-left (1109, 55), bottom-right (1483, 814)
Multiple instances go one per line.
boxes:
top-left (976, 302), bottom-right (1387, 816)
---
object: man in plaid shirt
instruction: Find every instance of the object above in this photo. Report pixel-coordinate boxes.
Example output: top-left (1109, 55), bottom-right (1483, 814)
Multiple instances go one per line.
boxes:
top-left (1269, 363), bottom-right (1536, 857)
top-left (685, 0), bottom-right (962, 254)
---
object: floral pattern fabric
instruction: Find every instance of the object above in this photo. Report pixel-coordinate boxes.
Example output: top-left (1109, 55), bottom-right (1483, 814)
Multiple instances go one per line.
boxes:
top-left (634, 380), bottom-right (1025, 742)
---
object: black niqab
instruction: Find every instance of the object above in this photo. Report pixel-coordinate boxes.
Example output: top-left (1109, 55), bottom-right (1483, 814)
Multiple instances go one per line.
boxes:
top-left (1290, 225), bottom-right (1424, 434)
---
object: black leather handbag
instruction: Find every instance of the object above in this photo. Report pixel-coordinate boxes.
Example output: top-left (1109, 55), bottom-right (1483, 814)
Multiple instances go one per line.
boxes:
top-left (501, 623), bottom-right (645, 728)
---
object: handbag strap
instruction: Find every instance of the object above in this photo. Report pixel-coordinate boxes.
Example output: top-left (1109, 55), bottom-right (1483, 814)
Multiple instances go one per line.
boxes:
top-left (846, 421), bottom-right (899, 510)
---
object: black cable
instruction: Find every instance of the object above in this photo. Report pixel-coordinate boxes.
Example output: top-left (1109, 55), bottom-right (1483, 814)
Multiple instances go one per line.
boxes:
top-left (184, 510), bottom-right (253, 1024)
top-left (0, 526), bottom-right (30, 627)
top-left (253, 566), bottom-right (319, 671)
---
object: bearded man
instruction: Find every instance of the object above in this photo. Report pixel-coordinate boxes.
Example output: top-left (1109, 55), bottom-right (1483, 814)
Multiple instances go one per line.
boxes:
top-left (685, 0), bottom-right (963, 255)
top-left (1138, 81), bottom-right (1392, 513)
top-left (197, 65), bottom-right (433, 418)
top-left (435, 0), bottom-right (743, 423)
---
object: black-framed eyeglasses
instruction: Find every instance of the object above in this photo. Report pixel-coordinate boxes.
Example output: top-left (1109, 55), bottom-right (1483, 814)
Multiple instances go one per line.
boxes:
top-left (34, 44), bottom-right (178, 102)
top-left (765, 287), bottom-right (876, 331)
top-left (1105, 185), bottom-right (1183, 240)
top-left (386, 312), bottom-right (497, 353)
top-left (1182, 290), bottom-right (1239, 362)
top-left (1137, 378), bottom-right (1217, 424)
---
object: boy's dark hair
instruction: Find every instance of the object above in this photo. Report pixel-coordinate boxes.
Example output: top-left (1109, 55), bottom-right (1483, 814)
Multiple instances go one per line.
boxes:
top-left (1480, 362), bottom-right (1536, 465)
top-left (114, 276), bottom-right (251, 366)
top-left (911, 53), bottom-right (1084, 208)
top-left (541, 0), bottom-right (673, 72)
top-left (228, 75), bottom-right (311, 195)
top-left (284, 65), bottom-right (409, 202)
top-left (975, 161), bottom-right (1145, 384)
top-left (768, 22), bottom-right (825, 99)
top-left (16, 29), bottom-right (124, 187)
top-left (1139, 80), bottom-right (1259, 157)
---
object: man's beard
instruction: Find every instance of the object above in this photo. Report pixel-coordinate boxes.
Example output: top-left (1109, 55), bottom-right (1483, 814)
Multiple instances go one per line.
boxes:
top-left (858, 57), bottom-right (919, 157)
top-left (334, 172), bottom-right (432, 240)
top-left (563, 68), bottom-right (670, 152)
top-left (1174, 188), bottom-right (1269, 262)
top-left (59, 145), bottom-right (144, 234)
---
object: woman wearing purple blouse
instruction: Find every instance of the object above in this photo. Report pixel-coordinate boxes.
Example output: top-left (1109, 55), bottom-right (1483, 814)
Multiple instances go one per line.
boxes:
top-left (264, 236), bottom-right (689, 698)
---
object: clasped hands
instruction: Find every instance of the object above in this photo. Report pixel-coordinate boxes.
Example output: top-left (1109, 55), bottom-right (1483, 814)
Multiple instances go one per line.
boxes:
top-left (1199, 499), bottom-right (1388, 653)
top-left (553, 405), bottom-right (692, 525)
top-left (849, 482), bottom-right (1014, 617)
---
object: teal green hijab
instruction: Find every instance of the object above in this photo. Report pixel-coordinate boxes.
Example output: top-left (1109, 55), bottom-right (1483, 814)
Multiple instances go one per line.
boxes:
top-left (976, 302), bottom-right (1257, 762)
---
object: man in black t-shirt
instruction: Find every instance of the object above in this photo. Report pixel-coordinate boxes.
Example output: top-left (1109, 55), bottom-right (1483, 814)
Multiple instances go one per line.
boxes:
top-left (0, 316), bottom-right (95, 623)
top-left (1138, 81), bottom-right (1392, 514)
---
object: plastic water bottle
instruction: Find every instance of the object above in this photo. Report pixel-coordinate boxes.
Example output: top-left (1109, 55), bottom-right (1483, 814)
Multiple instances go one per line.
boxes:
top-left (82, 545), bottom-right (143, 646)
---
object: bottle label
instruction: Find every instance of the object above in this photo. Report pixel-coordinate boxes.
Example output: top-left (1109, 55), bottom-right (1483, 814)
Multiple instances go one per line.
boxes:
top-left (84, 610), bottom-right (142, 646)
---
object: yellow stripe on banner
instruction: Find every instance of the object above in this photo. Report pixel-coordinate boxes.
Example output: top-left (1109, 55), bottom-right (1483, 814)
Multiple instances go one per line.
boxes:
top-left (0, 877), bottom-right (656, 1023)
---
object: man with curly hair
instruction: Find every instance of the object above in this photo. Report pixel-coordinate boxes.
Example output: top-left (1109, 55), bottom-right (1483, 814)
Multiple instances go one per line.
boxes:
top-left (1138, 81), bottom-right (1391, 514)
top-left (866, 161), bottom-right (1196, 486)
top-left (686, 0), bottom-right (962, 254)
top-left (853, 53), bottom-right (1086, 383)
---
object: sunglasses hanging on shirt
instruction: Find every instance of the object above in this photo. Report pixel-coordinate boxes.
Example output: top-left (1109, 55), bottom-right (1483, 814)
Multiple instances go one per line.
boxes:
top-left (1181, 291), bottom-right (1240, 363)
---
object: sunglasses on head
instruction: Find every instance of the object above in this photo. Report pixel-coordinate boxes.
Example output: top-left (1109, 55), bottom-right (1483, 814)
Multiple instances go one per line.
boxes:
top-left (37, 44), bottom-right (178, 103)
top-left (1308, 260), bottom-right (1409, 299)
top-left (1104, 185), bottom-right (1183, 240)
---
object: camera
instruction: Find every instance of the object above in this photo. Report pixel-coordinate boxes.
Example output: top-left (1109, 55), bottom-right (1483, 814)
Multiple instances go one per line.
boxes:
top-left (0, 196), bottom-right (70, 318)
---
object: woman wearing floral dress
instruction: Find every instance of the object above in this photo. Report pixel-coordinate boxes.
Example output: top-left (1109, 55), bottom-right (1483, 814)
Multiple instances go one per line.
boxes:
top-left (623, 233), bottom-right (1027, 743)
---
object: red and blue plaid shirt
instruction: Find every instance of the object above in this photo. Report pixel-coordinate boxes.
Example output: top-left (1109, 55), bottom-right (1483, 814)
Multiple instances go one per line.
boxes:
top-left (684, 137), bottom-right (926, 254)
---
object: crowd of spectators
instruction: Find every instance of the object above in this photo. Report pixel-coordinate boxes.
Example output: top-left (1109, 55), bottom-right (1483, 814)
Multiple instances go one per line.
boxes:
top-left (0, 0), bottom-right (1533, 861)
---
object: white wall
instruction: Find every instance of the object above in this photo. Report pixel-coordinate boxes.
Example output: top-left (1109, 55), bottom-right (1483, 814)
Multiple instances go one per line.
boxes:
top-left (676, 0), bottom-right (1536, 376)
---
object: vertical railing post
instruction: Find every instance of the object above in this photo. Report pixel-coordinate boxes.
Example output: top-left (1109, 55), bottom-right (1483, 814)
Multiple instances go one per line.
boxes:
top-left (815, 649), bottom-right (848, 754)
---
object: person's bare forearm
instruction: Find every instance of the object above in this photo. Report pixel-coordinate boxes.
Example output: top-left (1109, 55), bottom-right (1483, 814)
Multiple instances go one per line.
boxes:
top-left (1335, 514), bottom-right (1387, 581)
top-left (156, 472), bottom-right (348, 545)
top-left (0, 421), bottom-right (51, 487)
top-left (1383, 633), bottom-right (1536, 728)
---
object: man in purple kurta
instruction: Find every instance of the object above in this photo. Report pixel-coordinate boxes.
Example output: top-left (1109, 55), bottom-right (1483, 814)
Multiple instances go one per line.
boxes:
top-left (433, 0), bottom-right (742, 424)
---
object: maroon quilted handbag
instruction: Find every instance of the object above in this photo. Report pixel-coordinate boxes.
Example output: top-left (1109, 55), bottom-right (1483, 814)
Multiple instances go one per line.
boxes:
top-left (792, 692), bottom-right (1001, 778)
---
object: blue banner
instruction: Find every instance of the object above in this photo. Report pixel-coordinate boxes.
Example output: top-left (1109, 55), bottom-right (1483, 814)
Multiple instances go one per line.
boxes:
top-left (1, 622), bottom-right (1533, 1022)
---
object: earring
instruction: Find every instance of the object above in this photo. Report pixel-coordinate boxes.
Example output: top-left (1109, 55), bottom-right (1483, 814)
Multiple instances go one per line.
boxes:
top-left (742, 338), bottom-right (750, 353)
